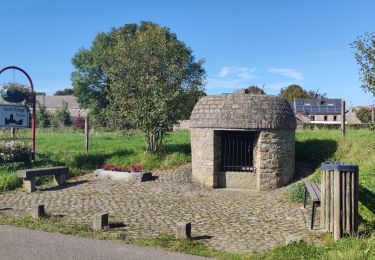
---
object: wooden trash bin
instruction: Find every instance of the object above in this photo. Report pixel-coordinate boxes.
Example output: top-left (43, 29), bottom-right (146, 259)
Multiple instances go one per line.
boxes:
top-left (320, 162), bottom-right (359, 240)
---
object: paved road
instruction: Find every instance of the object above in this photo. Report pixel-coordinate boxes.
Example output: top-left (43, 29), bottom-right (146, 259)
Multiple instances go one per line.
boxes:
top-left (0, 225), bottom-right (209, 260)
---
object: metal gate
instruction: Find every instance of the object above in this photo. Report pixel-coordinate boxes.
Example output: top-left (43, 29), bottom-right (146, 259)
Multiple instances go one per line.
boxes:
top-left (220, 131), bottom-right (255, 171)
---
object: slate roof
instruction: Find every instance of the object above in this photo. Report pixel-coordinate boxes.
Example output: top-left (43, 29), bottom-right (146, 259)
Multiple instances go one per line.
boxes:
top-left (190, 93), bottom-right (296, 130)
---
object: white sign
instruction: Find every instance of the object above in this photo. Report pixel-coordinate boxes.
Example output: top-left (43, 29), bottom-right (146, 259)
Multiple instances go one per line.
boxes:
top-left (0, 105), bottom-right (29, 128)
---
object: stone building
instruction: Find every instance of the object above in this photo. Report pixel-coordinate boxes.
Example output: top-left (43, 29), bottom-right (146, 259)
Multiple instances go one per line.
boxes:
top-left (190, 91), bottom-right (296, 191)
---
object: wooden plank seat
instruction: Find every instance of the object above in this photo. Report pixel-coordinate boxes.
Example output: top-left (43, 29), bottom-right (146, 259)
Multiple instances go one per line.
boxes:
top-left (304, 182), bottom-right (321, 230)
top-left (17, 166), bottom-right (69, 193)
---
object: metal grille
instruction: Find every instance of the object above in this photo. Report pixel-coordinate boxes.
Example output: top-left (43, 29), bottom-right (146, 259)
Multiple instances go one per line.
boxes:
top-left (220, 131), bottom-right (255, 171)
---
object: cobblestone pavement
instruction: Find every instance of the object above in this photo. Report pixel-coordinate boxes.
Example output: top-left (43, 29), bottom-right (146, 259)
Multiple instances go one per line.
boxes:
top-left (0, 165), bottom-right (323, 253)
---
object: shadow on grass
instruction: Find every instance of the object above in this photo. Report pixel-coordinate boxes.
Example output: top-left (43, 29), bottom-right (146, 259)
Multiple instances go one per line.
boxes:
top-left (70, 149), bottom-right (133, 169)
top-left (294, 139), bottom-right (338, 179)
top-left (164, 143), bottom-right (191, 154)
top-left (359, 185), bottom-right (375, 215)
top-left (40, 180), bottom-right (88, 191)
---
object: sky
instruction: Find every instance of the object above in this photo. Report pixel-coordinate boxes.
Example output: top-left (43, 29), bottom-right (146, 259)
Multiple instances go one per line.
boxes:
top-left (1, 0), bottom-right (374, 107)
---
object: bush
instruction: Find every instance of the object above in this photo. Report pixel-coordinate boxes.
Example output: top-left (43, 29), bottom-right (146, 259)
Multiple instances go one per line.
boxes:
top-left (36, 104), bottom-right (51, 128)
top-left (51, 101), bottom-right (72, 128)
top-left (0, 141), bottom-right (31, 163)
top-left (74, 116), bottom-right (85, 130)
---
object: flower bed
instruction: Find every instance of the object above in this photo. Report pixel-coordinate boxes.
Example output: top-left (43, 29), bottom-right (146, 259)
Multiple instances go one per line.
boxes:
top-left (93, 164), bottom-right (152, 182)
top-left (0, 141), bottom-right (31, 163)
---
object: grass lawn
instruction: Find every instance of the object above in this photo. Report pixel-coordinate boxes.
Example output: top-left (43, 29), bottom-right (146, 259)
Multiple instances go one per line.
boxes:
top-left (0, 128), bottom-right (374, 259)
top-left (0, 129), bottom-right (191, 191)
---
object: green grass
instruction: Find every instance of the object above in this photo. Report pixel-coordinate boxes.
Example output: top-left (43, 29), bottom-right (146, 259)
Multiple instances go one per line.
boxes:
top-left (287, 129), bottom-right (375, 230)
top-left (0, 129), bottom-right (191, 191)
top-left (1, 128), bottom-right (375, 259)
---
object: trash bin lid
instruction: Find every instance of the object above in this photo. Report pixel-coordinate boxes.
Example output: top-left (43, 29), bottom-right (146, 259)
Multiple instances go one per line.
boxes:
top-left (321, 162), bottom-right (359, 172)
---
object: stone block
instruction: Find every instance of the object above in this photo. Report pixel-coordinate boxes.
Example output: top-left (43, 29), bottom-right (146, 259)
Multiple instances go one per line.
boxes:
top-left (175, 222), bottom-right (192, 239)
top-left (31, 204), bottom-right (45, 219)
top-left (23, 178), bottom-right (36, 193)
top-left (93, 212), bottom-right (109, 231)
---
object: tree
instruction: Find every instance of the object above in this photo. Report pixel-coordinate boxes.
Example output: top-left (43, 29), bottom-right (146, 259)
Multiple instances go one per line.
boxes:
top-left (279, 84), bottom-right (309, 100)
top-left (352, 32), bottom-right (375, 97)
top-left (54, 88), bottom-right (74, 95)
top-left (71, 30), bottom-right (113, 126)
top-left (36, 103), bottom-right (50, 128)
top-left (246, 85), bottom-right (266, 94)
top-left (308, 89), bottom-right (327, 99)
top-left (71, 22), bottom-right (206, 152)
top-left (356, 107), bottom-right (372, 123)
top-left (52, 101), bottom-right (72, 128)
top-left (107, 22), bottom-right (206, 153)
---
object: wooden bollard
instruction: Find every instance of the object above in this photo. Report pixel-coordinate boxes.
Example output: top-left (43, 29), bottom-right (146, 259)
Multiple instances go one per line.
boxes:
top-left (175, 222), bottom-right (192, 239)
top-left (93, 212), bottom-right (109, 231)
top-left (31, 204), bottom-right (45, 219)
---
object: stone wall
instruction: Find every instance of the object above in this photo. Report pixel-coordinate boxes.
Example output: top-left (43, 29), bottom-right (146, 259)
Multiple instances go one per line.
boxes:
top-left (191, 128), bottom-right (295, 191)
top-left (255, 130), bottom-right (295, 190)
top-left (190, 128), bottom-right (216, 187)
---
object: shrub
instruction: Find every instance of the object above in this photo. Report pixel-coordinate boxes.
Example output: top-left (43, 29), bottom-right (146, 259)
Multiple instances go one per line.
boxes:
top-left (74, 116), bottom-right (85, 130)
top-left (0, 141), bottom-right (31, 163)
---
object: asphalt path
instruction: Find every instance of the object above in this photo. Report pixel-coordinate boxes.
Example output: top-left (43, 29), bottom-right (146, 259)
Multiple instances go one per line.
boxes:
top-left (0, 225), bottom-right (210, 260)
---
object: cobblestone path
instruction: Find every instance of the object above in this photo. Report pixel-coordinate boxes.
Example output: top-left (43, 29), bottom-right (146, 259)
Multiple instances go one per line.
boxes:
top-left (0, 165), bottom-right (322, 253)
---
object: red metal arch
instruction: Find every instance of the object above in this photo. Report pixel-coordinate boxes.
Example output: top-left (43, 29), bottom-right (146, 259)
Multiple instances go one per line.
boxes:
top-left (0, 66), bottom-right (36, 160)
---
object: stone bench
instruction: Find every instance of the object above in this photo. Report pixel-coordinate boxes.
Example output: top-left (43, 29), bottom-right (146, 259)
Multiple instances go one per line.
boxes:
top-left (17, 166), bottom-right (69, 192)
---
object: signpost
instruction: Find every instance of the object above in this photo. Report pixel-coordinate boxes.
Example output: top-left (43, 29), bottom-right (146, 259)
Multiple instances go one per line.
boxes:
top-left (0, 66), bottom-right (36, 160)
top-left (0, 105), bottom-right (29, 128)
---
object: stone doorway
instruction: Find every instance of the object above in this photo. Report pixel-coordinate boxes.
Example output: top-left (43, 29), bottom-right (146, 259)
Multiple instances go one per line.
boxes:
top-left (215, 130), bottom-right (258, 189)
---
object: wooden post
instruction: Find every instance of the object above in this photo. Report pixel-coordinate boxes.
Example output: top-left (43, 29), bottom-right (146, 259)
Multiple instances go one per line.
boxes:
top-left (333, 170), bottom-right (342, 240)
top-left (372, 106), bottom-right (374, 123)
top-left (341, 100), bottom-right (346, 135)
top-left (84, 115), bottom-right (89, 152)
top-left (11, 127), bottom-right (15, 141)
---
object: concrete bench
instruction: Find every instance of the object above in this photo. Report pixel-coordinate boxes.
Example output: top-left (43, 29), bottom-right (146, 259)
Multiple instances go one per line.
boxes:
top-left (17, 166), bottom-right (69, 192)
top-left (304, 182), bottom-right (321, 230)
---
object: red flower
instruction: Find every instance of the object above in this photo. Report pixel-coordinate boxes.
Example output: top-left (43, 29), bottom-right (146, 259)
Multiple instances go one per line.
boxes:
top-left (116, 165), bottom-right (123, 171)
top-left (130, 165), bottom-right (135, 172)
top-left (135, 164), bottom-right (141, 172)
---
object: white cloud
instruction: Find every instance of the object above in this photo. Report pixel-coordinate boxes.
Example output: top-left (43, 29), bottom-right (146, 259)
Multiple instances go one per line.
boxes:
top-left (218, 66), bottom-right (231, 78)
top-left (208, 66), bottom-right (256, 91)
top-left (268, 67), bottom-right (304, 81)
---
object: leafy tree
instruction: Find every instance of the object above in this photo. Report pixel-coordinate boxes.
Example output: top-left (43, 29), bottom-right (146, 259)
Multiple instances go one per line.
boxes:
top-left (279, 84), bottom-right (309, 100)
top-left (356, 108), bottom-right (372, 123)
top-left (54, 88), bottom-right (74, 95)
top-left (246, 85), bottom-right (266, 94)
top-left (107, 22), bottom-right (206, 153)
top-left (71, 23), bottom-right (205, 133)
top-left (71, 31), bottom-right (113, 127)
top-left (352, 32), bottom-right (375, 96)
top-left (308, 89), bottom-right (327, 99)
top-left (36, 103), bottom-right (50, 128)
top-left (52, 101), bottom-right (72, 127)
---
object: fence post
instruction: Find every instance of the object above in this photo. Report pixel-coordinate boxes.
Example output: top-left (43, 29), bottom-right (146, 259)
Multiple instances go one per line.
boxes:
top-left (372, 105), bottom-right (374, 123)
top-left (341, 100), bottom-right (346, 135)
top-left (84, 115), bottom-right (89, 152)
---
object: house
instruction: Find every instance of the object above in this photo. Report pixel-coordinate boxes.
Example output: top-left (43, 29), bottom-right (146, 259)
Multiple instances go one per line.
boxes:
top-left (292, 98), bottom-right (342, 124)
top-left (346, 106), bottom-right (374, 124)
top-left (35, 94), bottom-right (87, 118)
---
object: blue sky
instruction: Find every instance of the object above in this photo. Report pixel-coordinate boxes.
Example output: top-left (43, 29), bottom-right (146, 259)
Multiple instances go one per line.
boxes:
top-left (1, 0), bottom-right (374, 106)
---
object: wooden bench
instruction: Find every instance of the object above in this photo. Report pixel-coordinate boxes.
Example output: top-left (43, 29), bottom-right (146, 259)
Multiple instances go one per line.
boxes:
top-left (304, 182), bottom-right (321, 230)
top-left (17, 166), bottom-right (69, 193)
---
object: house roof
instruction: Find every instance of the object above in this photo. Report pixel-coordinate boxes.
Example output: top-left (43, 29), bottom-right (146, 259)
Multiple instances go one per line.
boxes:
top-left (36, 95), bottom-right (81, 109)
top-left (293, 98), bottom-right (342, 115)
